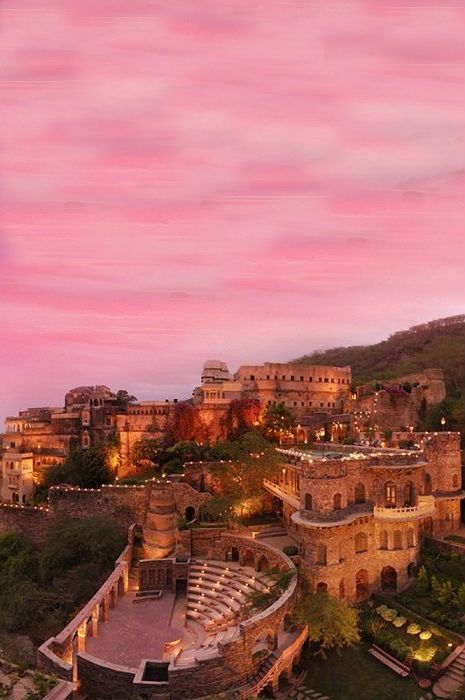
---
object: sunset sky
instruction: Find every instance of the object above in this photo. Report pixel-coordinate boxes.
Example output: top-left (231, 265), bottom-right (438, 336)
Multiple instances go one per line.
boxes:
top-left (1, 0), bottom-right (464, 421)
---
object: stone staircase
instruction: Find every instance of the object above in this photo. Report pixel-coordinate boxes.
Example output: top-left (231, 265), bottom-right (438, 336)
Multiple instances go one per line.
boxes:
top-left (236, 654), bottom-right (277, 698)
top-left (433, 647), bottom-right (465, 698)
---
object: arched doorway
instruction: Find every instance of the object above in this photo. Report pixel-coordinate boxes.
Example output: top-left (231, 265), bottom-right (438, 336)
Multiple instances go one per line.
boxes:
top-left (230, 546), bottom-right (239, 562)
top-left (257, 555), bottom-right (269, 573)
top-left (403, 481), bottom-right (414, 507)
top-left (356, 569), bottom-right (369, 601)
top-left (381, 566), bottom-right (397, 592)
top-left (185, 506), bottom-right (196, 521)
top-left (354, 482), bottom-right (366, 504)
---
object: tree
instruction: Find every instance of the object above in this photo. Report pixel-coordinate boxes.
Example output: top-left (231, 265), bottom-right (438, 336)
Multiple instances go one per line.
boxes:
top-left (132, 438), bottom-right (160, 470)
top-left (44, 445), bottom-right (115, 489)
top-left (166, 403), bottom-right (209, 444)
top-left (212, 432), bottom-right (280, 507)
top-left (262, 403), bottom-right (295, 443)
top-left (414, 565), bottom-right (430, 594)
top-left (454, 583), bottom-right (465, 611)
top-left (293, 592), bottom-right (359, 656)
top-left (246, 568), bottom-right (296, 612)
top-left (227, 399), bottom-right (261, 437)
top-left (116, 389), bottom-right (137, 410)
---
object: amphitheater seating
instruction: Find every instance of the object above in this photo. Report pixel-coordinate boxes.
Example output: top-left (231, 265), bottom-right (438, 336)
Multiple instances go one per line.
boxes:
top-left (176, 559), bottom-right (273, 665)
top-left (187, 559), bottom-right (271, 633)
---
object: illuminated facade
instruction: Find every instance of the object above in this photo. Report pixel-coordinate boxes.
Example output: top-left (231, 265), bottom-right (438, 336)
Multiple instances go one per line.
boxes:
top-left (265, 432), bottom-right (463, 602)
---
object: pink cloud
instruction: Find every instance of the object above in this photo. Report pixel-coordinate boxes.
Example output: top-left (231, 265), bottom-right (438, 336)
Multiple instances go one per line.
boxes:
top-left (0, 0), bottom-right (464, 420)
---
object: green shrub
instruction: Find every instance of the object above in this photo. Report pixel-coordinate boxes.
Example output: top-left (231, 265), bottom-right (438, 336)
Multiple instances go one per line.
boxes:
top-left (283, 545), bottom-right (298, 557)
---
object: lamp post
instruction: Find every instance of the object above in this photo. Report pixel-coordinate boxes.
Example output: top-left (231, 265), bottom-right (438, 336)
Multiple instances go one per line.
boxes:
top-left (441, 417), bottom-right (446, 431)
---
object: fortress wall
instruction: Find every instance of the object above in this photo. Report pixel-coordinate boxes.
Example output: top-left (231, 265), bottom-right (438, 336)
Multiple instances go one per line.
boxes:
top-left (0, 503), bottom-right (49, 545)
top-left (48, 485), bottom-right (147, 531)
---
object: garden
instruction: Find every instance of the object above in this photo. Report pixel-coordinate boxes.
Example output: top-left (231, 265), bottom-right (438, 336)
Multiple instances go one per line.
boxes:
top-left (394, 546), bottom-right (465, 634)
top-left (360, 601), bottom-right (459, 679)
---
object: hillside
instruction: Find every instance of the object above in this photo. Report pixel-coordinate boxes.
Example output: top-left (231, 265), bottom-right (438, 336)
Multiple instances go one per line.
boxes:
top-left (293, 315), bottom-right (465, 437)
top-left (294, 316), bottom-right (465, 395)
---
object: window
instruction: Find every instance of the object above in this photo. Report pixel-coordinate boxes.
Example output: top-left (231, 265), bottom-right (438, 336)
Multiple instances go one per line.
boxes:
top-left (379, 531), bottom-right (388, 550)
top-left (300, 376), bottom-right (304, 381)
top-left (250, 375), bottom-right (255, 381)
top-left (453, 474), bottom-right (459, 489)
top-left (384, 482), bottom-right (396, 508)
top-left (338, 542), bottom-right (345, 562)
top-left (305, 493), bottom-right (313, 511)
top-left (282, 375), bottom-right (286, 380)
top-left (407, 529), bottom-right (415, 548)
top-left (290, 375), bottom-right (295, 381)
top-left (403, 481), bottom-right (414, 507)
top-left (333, 493), bottom-right (342, 510)
top-left (394, 531), bottom-right (402, 549)
top-left (319, 377), bottom-right (322, 382)
top-left (324, 378), bottom-right (329, 383)
top-left (316, 544), bottom-right (327, 565)
top-left (355, 532), bottom-right (368, 553)
top-left (423, 472), bottom-right (433, 496)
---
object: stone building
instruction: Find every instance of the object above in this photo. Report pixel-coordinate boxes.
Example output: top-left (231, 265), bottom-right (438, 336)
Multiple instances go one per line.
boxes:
top-left (349, 368), bottom-right (447, 433)
top-left (0, 451), bottom-right (34, 504)
top-left (264, 432), bottom-right (463, 603)
top-left (235, 362), bottom-right (352, 419)
top-left (35, 480), bottom-right (305, 700)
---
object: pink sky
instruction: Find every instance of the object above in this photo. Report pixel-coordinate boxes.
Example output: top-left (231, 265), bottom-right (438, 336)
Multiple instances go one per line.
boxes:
top-left (1, 0), bottom-right (464, 421)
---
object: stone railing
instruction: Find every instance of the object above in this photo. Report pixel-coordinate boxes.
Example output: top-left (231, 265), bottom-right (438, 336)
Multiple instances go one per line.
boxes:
top-left (374, 495), bottom-right (435, 521)
top-left (239, 626), bottom-right (308, 699)
top-left (38, 525), bottom-right (134, 680)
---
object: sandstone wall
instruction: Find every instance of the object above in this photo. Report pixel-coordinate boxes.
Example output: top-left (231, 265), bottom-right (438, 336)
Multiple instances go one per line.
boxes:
top-left (0, 503), bottom-right (49, 545)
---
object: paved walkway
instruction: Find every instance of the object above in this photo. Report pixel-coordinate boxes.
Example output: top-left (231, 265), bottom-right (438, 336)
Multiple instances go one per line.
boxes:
top-left (434, 647), bottom-right (465, 698)
top-left (85, 590), bottom-right (183, 667)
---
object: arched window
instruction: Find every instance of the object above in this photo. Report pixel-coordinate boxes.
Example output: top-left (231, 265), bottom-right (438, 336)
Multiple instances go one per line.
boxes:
top-left (381, 566), bottom-right (397, 592)
top-left (384, 482), bottom-right (396, 508)
top-left (354, 482), bottom-right (366, 504)
top-left (356, 569), bottom-right (369, 600)
top-left (355, 532), bottom-right (368, 553)
top-left (305, 493), bottom-right (313, 511)
top-left (339, 579), bottom-right (345, 599)
top-left (333, 493), bottom-right (342, 511)
top-left (338, 541), bottom-right (345, 562)
top-left (403, 481), bottom-right (414, 507)
top-left (379, 530), bottom-right (388, 550)
top-left (394, 530), bottom-right (402, 550)
top-left (316, 543), bottom-right (327, 565)
top-left (423, 472), bottom-right (432, 496)
top-left (453, 474), bottom-right (459, 489)
top-left (407, 528), bottom-right (415, 548)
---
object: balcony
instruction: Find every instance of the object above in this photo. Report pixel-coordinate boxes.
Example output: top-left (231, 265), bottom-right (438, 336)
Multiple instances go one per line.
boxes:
top-left (291, 502), bottom-right (373, 528)
top-left (263, 479), bottom-right (300, 510)
top-left (374, 495), bottom-right (435, 521)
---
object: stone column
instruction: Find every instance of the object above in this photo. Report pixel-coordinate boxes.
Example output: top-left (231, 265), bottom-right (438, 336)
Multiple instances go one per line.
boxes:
top-left (122, 566), bottom-right (129, 593)
top-left (91, 608), bottom-right (99, 637)
top-left (78, 620), bottom-right (87, 652)
top-left (102, 595), bottom-right (110, 622)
